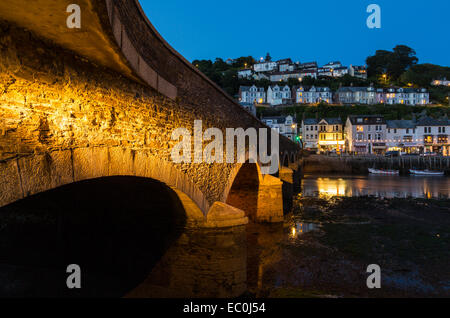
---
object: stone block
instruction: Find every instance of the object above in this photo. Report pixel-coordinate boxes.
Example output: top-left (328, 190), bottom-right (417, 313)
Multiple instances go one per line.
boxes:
top-left (0, 159), bottom-right (22, 207)
top-left (204, 201), bottom-right (248, 228)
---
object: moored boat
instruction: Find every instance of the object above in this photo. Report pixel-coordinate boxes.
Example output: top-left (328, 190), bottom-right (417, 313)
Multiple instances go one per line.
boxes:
top-left (368, 168), bottom-right (399, 175)
top-left (409, 169), bottom-right (445, 176)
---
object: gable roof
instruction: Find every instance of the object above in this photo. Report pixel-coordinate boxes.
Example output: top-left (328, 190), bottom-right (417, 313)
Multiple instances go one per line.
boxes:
top-left (416, 117), bottom-right (447, 126)
top-left (320, 118), bottom-right (342, 125)
top-left (386, 120), bottom-right (416, 129)
top-left (347, 115), bottom-right (385, 125)
top-left (302, 118), bottom-right (319, 125)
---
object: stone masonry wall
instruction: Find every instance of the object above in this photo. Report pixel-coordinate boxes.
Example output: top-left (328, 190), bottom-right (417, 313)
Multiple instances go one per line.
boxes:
top-left (0, 13), bottom-right (298, 213)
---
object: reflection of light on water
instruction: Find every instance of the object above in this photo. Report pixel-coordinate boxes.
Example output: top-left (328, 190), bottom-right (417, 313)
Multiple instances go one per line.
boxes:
top-left (290, 222), bottom-right (318, 239)
top-left (316, 178), bottom-right (348, 198)
top-left (302, 176), bottom-right (449, 199)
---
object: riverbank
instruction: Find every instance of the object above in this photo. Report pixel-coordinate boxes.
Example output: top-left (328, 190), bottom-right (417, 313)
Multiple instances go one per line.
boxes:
top-left (247, 195), bottom-right (450, 297)
top-left (301, 155), bottom-right (450, 175)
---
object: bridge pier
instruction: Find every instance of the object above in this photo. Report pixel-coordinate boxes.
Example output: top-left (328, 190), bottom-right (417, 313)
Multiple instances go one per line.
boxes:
top-left (203, 202), bottom-right (248, 228)
top-left (279, 167), bottom-right (294, 214)
top-left (255, 175), bottom-right (284, 223)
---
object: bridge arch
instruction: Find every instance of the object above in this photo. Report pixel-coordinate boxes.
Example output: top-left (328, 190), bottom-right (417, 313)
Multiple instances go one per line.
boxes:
top-left (0, 147), bottom-right (207, 226)
top-left (290, 152), bottom-right (296, 164)
top-left (222, 153), bottom-right (284, 223)
top-left (282, 152), bottom-right (290, 167)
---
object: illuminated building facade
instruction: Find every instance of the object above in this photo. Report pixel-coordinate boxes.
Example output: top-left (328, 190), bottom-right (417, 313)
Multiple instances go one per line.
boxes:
top-left (317, 118), bottom-right (345, 152)
top-left (345, 115), bottom-right (387, 154)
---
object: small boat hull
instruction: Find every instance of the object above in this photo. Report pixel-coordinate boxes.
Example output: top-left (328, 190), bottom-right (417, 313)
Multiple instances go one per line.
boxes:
top-left (409, 169), bottom-right (445, 176)
top-left (369, 168), bottom-right (399, 175)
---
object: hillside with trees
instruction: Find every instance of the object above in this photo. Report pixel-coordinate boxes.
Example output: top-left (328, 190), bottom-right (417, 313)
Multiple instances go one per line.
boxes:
top-left (193, 45), bottom-right (450, 104)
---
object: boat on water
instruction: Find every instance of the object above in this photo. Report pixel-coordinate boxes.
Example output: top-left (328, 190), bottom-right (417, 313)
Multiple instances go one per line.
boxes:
top-left (368, 168), bottom-right (399, 175)
top-left (409, 169), bottom-right (445, 176)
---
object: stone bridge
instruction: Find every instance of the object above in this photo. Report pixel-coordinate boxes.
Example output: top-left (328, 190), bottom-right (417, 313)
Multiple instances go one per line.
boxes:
top-left (0, 0), bottom-right (301, 228)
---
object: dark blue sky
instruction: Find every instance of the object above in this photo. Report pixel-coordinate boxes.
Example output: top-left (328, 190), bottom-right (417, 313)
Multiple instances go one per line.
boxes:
top-left (140, 0), bottom-right (449, 67)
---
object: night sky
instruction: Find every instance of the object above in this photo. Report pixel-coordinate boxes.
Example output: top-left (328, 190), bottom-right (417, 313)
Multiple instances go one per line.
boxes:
top-left (139, 0), bottom-right (450, 67)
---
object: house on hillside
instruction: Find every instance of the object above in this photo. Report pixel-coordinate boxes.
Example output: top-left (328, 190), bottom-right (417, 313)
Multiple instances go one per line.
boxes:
top-left (267, 85), bottom-right (292, 106)
top-left (239, 85), bottom-right (266, 104)
top-left (261, 115), bottom-right (298, 141)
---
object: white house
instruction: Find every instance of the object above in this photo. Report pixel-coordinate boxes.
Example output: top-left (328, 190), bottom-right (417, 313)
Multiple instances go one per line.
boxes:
top-left (332, 67), bottom-right (349, 77)
top-left (336, 87), bottom-right (377, 104)
top-left (379, 88), bottom-right (429, 105)
top-left (386, 120), bottom-right (418, 153)
top-left (267, 85), bottom-right (292, 106)
top-left (239, 85), bottom-right (266, 104)
top-left (345, 115), bottom-right (387, 154)
top-left (254, 61), bottom-right (277, 73)
top-left (237, 69), bottom-right (253, 79)
top-left (301, 118), bottom-right (319, 150)
top-left (261, 115), bottom-right (298, 141)
top-left (318, 67), bottom-right (333, 77)
top-left (253, 72), bottom-right (270, 81)
top-left (277, 58), bottom-right (294, 72)
top-left (415, 117), bottom-right (450, 155)
top-left (296, 86), bottom-right (332, 104)
top-left (323, 61), bottom-right (342, 69)
top-left (299, 70), bottom-right (317, 80)
top-left (432, 78), bottom-right (450, 87)
top-left (349, 65), bottom-right (368, 79)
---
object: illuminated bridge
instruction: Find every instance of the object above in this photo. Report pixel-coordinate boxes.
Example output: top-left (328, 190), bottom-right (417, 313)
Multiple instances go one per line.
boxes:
top-left (0, 0), bottom-right (301, 227)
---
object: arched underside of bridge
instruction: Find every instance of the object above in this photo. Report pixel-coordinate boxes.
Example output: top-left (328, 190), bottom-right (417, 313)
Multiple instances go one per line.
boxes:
top-left (0, 175), bottom-right (194, 297)
top-left (0, 147), bottom-right (256, 227)
top-left (224, 162), bottom-right (285, 223)
top-left (0, 0), bottom-right (300, 227)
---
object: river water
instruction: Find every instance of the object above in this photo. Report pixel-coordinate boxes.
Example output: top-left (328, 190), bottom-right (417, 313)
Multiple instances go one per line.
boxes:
top-left (1, 175), bottom-right (448, 297)
top-left (127, 174), bottom-right (450, 297)
top-left (302, 174), bottom-right (450, 199)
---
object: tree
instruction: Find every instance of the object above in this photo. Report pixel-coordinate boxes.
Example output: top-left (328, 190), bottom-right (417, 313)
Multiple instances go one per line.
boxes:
top-left (366, 49), bottom-right (392, 78)
top-left (390, 45), bottom-right (418, 79)
top-left (233, 56), bottom-right (255, 69)
top-left (287, 78), bottom-right (301, 87)
top-left (366, 45), bottom-right (418, 81)
top-left (400, 64), bottom-right (450, 87)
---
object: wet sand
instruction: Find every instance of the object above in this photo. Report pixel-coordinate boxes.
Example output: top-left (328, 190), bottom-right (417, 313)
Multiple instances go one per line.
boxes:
top-left (247, 195), bottom-right (450, 298)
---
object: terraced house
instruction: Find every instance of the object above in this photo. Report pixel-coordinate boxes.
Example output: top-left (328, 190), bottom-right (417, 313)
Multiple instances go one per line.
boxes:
top-left (238, 85), bottom-right (266, 104)
top-left (416, 117), bottom-right (450, 155)
top-left (345, 115), bottom-right (387, 154)
top-left (336, 87), bottom-right (377, 104)
top-left (301, 118), bottom-right (319, 150)
top-left (317, 118), bottom-right (345, 153)
top-left (261, 115), bottom-right (298, 141)
top-left (378, 88), bottom-right (429, 105)
top-left (386, 120), bottom-right (418, 153)
top-left (295, 86), bottom-right (332, 104)
top-left (267, 85), bottom-right (292, 105)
